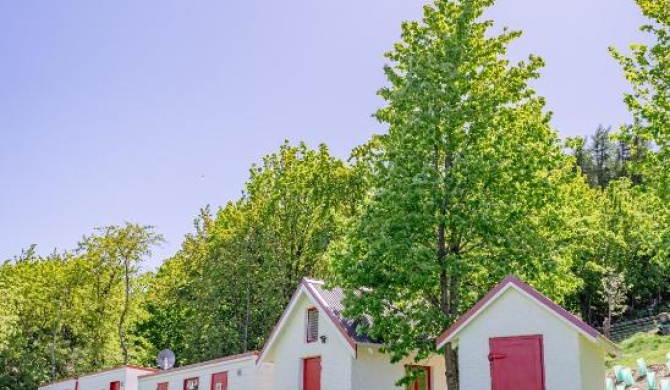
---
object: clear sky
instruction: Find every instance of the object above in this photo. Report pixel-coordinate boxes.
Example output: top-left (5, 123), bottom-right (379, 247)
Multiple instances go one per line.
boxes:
top-left (0, 0), bottom-right (650, 268)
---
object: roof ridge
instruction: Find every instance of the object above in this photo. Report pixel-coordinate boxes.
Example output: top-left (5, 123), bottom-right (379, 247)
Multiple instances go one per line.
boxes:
top-left (302, 277), bottom-right (325, 284)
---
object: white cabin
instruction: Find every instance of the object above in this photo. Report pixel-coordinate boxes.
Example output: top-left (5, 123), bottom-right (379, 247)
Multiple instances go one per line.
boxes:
top-left (39, 365), bottom-right (158, 390)
top-left (258, 278), bottom-right (447, 390)
top-left (137, 352), bottom-right (273, 390)
top-left (436, 275), bottom-right (619, 390)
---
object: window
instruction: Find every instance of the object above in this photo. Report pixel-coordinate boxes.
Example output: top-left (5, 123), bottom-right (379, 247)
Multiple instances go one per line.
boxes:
top-left (157, 383), bottom-right (168, 390)
top-left (110, 381), bottom-right (121, 390)
top-left (306, 308), bottom-right (319, 343)
top-left (211, 372), bottom-right (227, 390)
top-left (184, 377), bottom-right (199, 390)
top-left (405, 366), bottom-right (431, 390)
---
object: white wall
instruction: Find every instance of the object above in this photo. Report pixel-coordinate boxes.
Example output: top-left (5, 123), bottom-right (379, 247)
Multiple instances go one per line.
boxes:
top-left (78, 367), bottom-right (152, 390)
top-left (254, 363), bottom-right (274, 390)
top-left (138, 357), bottom-right (258, 390)
top-left (126, 368), bottom-right (158, 390)
top-left (268, 294), bottom-right (353, 390)
top-left (39, 367), bottom-right (154, 390)
top-left (352, 347), bottom-right (448, 390)
top-left (579, 335), bottom-right (606, 390)
top-left (39, 378), bottom-right (78, 390)
top-left (456, 287), bottom-right (582, 390)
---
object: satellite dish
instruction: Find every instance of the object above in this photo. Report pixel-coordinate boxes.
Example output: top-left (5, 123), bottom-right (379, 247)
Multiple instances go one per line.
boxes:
top-left (157, 349), bottom-right (175, 370)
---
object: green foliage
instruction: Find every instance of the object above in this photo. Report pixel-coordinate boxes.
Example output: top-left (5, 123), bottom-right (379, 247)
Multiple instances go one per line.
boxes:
top-left (0, 224), bottom-right (162, 389)
top-left (333, 1), bottom-right (584, 387)
top-left (139, 141), bottom-right (366, 365)
top-left (566, 178), bottom-right (668, 325)
top-left (608, 332), bottom-right (670, 368)
top-left (1, 1), bottom-right (669, 389)
top-left (611, 0), bottom-right (670, 195)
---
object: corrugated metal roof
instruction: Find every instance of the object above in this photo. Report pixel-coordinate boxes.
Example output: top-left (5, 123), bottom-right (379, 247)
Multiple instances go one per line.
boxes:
top-left (306, 280), bottom-right (379, 344)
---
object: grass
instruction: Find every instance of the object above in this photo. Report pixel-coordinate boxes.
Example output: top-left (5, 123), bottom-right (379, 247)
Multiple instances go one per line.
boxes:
top-left (607, 332), bottom-right (670, 368)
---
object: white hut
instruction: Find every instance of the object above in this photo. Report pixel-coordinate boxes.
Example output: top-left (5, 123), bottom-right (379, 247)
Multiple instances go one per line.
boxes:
top-left (436, 275), bottom-right (619, 390)
top-left (38, 377), bottom-right (78, 390)
top-left (137, 351), bottom-right (273, 390)
top-left (39, 365), bottom-right (158, 390)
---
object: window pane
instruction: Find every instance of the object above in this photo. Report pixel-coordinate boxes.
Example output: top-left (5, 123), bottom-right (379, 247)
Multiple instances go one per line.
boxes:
top-left (416, 370), bottom-right (428, 390)
top-left (405, 366), bottom-right (429, 390)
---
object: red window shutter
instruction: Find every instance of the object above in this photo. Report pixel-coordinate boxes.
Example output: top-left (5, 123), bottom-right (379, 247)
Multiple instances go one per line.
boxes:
top-left (210, 372), bottom-right (228, 390)
top-left (306, 308), bottom-right (319, 343)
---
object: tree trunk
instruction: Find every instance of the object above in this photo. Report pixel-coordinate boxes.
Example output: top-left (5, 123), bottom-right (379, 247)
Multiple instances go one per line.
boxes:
top-left (119, 261), bottom-right (130, 364)
top-left (437, 146), bottom-right (459, 389)
top-left (243, 276), bottom-right (251, 352)
top-left (444, 342), bottom-right (459, 390)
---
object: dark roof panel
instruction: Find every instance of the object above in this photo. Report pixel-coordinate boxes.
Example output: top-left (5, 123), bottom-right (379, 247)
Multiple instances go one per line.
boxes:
top-left (307, 280), bottom-right (379, 344)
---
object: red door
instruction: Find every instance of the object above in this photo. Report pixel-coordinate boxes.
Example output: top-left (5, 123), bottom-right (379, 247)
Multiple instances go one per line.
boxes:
top-left (489, 335), bottom-right (545, 390)
top-left (109, 382), bottom-right (121, 390)
top-left (211, 372), bottom-right (228, 390)
top-left (303, 357), bottom-right (321, 390)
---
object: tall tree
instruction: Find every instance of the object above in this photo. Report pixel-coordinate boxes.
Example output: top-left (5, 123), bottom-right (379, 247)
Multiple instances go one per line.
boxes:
top-left (77, 224), bottom-right (163, 366)
top-left (611, 0), bottom-right (669, 194)
top-left (591, 125), bottom-right (615, 189)
top-left (333, 1), bottom-right (581, 388)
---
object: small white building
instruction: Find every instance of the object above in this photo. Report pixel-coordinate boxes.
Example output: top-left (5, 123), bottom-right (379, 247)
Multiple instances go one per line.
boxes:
top-left (137, 352), bottom-right (273, 390)
top-left (436, 275), bottom-right (619, 390)
top-left (258, 278), bottom-right (447, 390)
top-left (39, 365), bottom-right (158, 390)
top-left (39, 378), bottom-right (78, 390)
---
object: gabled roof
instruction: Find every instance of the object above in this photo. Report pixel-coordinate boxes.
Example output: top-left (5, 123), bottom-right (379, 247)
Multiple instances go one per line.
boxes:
top-left (435, 274), bottom-right (619, 356)
top-left (258, 278), bottom-right (379, 364)
top-left (138, 351), bottom-right (258, 379)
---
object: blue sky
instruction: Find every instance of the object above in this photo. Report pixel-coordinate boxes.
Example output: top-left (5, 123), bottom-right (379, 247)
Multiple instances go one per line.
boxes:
top-left (0, 0), bottom-right (649, 268)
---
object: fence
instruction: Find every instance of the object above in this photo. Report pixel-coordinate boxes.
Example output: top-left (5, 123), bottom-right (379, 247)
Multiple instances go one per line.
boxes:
top-left (600, 316), bottom-right (659, 342)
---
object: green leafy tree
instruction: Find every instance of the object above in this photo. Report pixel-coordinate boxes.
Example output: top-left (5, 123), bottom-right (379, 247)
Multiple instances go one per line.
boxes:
top-left (142, 142), bottom-right (367, 364)
top-left (137, 209), bottom-right (214, 366)
top-left (566, 178), bottom-right (668, 325)
top-left (611, 0), bottom-right (669, 194)
top-left (333, 1), bottom-right (583, 388)
top-left (77, 224), bottom-right (163, 367)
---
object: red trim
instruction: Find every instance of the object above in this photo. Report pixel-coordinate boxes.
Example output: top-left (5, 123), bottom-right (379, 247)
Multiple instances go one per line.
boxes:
top-left (436, 274), bottom-right (601, 348)
top-left (75, 379), bottom-right (79, 390)
top-left (405, 366), bottom-right (431, 390)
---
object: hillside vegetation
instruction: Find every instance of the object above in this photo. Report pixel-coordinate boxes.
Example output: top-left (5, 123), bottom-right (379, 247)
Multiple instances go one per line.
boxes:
top-left (609, 333), bottom-right (670, 368)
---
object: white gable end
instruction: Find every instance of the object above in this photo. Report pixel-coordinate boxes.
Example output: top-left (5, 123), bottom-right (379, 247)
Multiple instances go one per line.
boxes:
top-left (269, 292), bottom-right (354, 390)
top-left (457, 287), bottom-right (583, 390)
